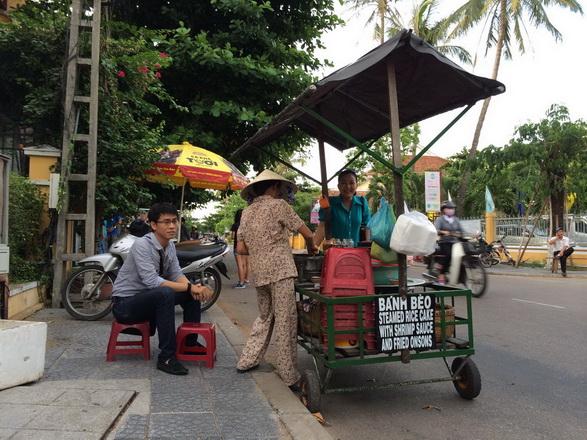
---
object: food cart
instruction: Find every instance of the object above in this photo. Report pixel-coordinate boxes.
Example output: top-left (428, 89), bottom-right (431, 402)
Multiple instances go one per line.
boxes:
top-left (232, 29), bottom-right (505, 412)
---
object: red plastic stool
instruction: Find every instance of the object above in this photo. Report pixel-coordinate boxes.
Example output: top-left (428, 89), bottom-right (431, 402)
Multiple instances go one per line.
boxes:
top-left (106, 320), bottom-right (151, 362)
top-left (175, 323), bottom-right (217, 369)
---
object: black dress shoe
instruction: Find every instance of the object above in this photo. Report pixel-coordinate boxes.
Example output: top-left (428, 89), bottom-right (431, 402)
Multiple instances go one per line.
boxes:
top-left (157, 357), bottom-right (189, 375)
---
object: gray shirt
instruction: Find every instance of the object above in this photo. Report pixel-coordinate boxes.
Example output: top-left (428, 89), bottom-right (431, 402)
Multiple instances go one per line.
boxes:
top-left (434, 216), bottom-right (464, 244)
top-left (112, 232), bottom-right (184, 298)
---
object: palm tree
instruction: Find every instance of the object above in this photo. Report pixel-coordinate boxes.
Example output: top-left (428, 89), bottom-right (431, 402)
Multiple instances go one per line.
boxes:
top-left (447, 0), bottom-right (583, 214)
top-left (345, 0), bottom-right (401, 44)
top-left (386, 0), bottom-right (472, 64)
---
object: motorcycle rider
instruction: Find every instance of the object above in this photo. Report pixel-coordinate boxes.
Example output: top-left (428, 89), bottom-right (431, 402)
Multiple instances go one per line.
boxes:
top-left (111, 203), bottom-right (213, 375)
top-left (434, 200), bottom-right (465, 284)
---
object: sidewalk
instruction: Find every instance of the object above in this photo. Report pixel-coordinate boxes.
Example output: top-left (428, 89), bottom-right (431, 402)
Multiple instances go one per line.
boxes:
top-left (473, 261), bottom-right (587, 278)
top-left (411, 260), bottom-right (587, 279)
top-left (0, 306), bottom-right (332, 440)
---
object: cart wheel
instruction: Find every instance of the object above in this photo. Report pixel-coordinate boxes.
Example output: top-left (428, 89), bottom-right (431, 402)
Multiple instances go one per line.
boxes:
top-left (451, 357), bottom-right (481, 400)
top-left (300, 369), bottom-right (321, 413)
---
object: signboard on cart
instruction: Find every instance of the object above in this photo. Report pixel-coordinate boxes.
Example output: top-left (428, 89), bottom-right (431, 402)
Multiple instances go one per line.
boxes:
top-left (376, 294), bottom-right (435, 352)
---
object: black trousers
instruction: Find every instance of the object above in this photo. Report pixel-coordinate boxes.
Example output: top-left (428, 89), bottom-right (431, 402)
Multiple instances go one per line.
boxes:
top-left (112, 287), bottom-right (200, 361)
top-left (553, 247), bottom-right (575, 273)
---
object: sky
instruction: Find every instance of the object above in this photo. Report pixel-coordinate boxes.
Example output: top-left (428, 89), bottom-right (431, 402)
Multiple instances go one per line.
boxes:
top-left (296, 1), bottom-right (587, 183)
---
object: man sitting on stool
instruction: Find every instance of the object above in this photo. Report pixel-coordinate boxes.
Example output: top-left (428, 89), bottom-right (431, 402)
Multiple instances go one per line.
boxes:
top-left (548, 226), bottom-right (575, 278)
top-left (111, 203), bottom-right (212, 375)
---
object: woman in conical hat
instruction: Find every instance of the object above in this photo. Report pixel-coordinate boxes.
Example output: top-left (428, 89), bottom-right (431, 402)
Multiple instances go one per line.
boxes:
top-left (235, 170), bottom-right (317, 390)
top-left (240, 169), bottom-right (298, 204)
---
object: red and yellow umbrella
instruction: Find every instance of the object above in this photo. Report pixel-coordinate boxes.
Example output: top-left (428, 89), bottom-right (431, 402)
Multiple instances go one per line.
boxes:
top-left (146, 142), bottom-right (249, 214)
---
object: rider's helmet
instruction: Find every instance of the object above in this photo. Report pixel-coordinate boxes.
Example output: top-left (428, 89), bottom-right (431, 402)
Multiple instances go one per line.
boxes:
top-left (128, 219), bottom-right (151, 237)
top-left (440, 200), bottom-right (456, 211)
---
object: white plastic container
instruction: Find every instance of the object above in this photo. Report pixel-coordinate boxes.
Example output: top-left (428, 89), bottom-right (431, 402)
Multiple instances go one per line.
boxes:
top-left (0, 320), bottom-right (47, 390)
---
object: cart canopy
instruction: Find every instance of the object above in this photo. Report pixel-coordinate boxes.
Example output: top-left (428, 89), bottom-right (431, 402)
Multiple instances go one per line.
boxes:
top-left (234, 29), bottom-right (505, 155)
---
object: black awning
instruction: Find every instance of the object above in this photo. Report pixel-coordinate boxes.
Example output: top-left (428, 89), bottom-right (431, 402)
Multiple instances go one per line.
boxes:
top-left (234, 29), bottom-right (505, 155)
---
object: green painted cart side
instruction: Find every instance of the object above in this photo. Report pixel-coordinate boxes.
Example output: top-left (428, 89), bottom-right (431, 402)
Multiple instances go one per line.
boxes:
top-left (295, 284), bottom-right (481, 411)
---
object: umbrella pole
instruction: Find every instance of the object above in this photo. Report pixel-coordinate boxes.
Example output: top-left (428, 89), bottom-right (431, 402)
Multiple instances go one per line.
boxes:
top-left (178, 178), bottom-right (186, 239)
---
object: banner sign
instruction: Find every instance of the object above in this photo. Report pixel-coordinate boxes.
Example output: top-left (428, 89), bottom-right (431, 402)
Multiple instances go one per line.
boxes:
top-left (425, 171), bottom-right (441, 212)
top-left (310, 199), bottom-right (320, 224)
top-left (376, 294), bottom-right (435, 352)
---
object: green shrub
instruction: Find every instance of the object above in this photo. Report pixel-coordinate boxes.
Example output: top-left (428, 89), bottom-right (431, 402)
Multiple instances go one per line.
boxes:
top-left (8, 172), bottom-right (46, 283)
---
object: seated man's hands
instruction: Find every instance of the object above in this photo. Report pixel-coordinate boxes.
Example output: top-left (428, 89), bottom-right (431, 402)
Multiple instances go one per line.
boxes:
top-left (190, 284), bottom-right (213, 303)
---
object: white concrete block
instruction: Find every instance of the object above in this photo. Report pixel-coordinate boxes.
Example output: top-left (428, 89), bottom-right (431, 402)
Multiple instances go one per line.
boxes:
top-left (0, 320), bottom-right (47, 390)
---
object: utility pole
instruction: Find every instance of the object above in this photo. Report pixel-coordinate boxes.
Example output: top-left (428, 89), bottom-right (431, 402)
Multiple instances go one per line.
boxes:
top-left (51, 0), bottom-right (100, 307)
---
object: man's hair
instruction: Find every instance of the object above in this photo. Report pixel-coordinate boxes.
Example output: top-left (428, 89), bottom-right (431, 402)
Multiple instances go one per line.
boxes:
top-left (148, 203), bottom-right (178, 223)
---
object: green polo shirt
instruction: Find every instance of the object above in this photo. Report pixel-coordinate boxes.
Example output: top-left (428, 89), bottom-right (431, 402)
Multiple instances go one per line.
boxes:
top-left (319, 195), bottom-right (370, 246)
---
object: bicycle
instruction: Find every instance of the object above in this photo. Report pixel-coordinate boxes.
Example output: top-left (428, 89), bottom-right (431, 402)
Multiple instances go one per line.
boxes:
top-left (489, 235), bottom-right (515, 266)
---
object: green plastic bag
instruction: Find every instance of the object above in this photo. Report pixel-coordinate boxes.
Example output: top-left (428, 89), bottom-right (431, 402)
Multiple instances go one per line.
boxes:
top-left (367, 197), bottom-right (396, 250)
top-left (370, 242), bottom-right (398, 263)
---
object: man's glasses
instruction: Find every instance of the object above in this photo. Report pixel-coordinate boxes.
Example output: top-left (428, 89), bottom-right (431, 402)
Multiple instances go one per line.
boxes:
top-left (156, 219), bottom-right (179, 225)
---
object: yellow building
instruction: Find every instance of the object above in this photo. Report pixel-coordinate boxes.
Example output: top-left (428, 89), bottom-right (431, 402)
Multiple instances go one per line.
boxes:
top-left (0, 0), bottom-right (24, 23)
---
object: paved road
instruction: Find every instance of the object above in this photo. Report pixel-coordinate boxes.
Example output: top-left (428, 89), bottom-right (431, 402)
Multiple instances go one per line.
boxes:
top-left (218, 251), bottom-right (587, 440)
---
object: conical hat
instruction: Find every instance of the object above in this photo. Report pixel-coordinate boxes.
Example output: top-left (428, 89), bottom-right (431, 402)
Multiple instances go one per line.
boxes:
top-left (240, 170), bottom-right (298, 201)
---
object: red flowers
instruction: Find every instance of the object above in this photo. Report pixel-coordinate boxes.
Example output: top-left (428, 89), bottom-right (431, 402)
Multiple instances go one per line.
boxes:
top-left (117, 71), bottom-right (125, 77)
top-left (159, 52), bottom-right (168, 58)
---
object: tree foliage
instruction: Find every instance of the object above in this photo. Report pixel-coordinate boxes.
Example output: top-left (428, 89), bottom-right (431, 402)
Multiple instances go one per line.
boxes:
top-left (441, 105), bottom-right (587, 222)
top-left (110, 0), bottom-right (343, 174)
top-left (443, 0), bottom-right (584, 210)
top-left (1, 0), bottom-right (343, 219)
top-left (7, 172), bottom-right (46, 283)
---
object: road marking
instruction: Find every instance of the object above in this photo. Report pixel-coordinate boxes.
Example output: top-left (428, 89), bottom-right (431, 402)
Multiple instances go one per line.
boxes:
top-left (511, 298), bottom-right (565, 309)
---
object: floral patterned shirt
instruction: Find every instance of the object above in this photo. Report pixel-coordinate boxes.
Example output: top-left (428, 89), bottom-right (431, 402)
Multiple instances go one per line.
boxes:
top-left (238, 195), bottom-right (304, 286)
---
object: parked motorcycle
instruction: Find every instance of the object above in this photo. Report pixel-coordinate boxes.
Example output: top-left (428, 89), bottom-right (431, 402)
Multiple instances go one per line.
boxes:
top-left (477, 236), bottom-right (500, 268)
top-left (61, 220), bottom-right (230, 320)
top-left (422, 236), bottom-right (488, 297)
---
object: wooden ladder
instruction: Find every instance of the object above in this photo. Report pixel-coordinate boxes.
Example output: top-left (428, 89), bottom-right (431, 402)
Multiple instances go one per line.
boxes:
top-left (51, 0), bottom-right (101, 307)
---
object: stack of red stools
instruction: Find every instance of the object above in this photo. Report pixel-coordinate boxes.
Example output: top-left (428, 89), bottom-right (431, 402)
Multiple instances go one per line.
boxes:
top-left (319, 247), bottom-right (377, 349)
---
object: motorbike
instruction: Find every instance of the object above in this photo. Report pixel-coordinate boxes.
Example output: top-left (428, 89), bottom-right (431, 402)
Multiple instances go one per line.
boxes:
top-left (61, 220), bottom-right (230, 320)
top-left (477, 236), bottom-right (500, 268)
top-left (422, 236), bottom-right (488, 297)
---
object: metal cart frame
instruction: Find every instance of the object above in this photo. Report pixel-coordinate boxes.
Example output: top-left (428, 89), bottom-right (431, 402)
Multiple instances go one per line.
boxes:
top-left (295, 283), bottom-right (481, 412)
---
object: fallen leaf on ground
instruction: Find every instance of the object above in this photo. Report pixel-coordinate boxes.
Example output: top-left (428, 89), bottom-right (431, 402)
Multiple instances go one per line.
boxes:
top-left (312, 412), bottom-right (331, 426)
top-left (422, 405), bottom-right (441, 411)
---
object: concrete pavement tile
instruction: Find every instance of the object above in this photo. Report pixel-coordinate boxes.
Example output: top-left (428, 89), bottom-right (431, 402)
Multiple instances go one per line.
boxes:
top-left (9, 429), bottom-right (102, 440)
top-left (111, 414), bottom-right (149, 439)
top-left (205, 376), bottom-right (257, 394)
top-left (0, 428), bottom-right (17, 438)
top-left (199, 365), bottom-right (242, 379)
top-left (42, 356), bottom-right (104, 381)
top-left (0, 386), bottom-right (65, 405)
top-left (210, 391), bottom-right (272, 413)
top-left (215, 411), bottom-right (282, 439)
top-left (25, 391), bottom-right (134, 432)
top-left (53, 389), bottom-right (135, 408)
top-left (94, 360), bottom-right (155, 379)
top-left (0, 404), bottom-right (43, 429)
top-left (208, 354), bottom-right (239, 368)
top-left (152, 377), bottom-right (204, 394)
top-left (151, 390), bottom-right (212, 413)
top-left (149, 412), bottom-right (220, 438)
